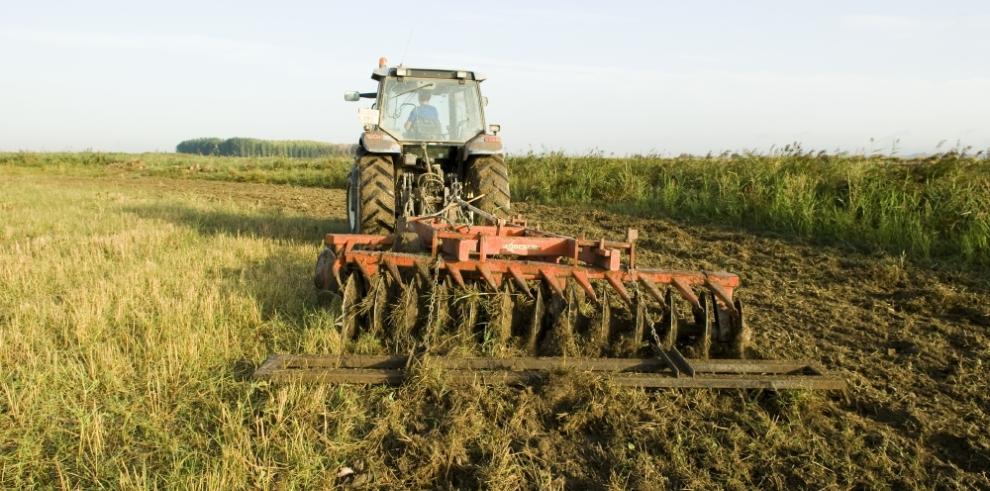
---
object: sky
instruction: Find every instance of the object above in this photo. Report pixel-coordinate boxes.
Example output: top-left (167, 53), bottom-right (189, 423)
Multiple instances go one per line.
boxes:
top-left (1, 0), bottom-right (988, 155)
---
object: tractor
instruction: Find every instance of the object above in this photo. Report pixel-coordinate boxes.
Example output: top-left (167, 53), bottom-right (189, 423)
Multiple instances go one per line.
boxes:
top-left (343, 58), bottom-right (509, 235)
top-left (255, 59), bottom-right (845, 391)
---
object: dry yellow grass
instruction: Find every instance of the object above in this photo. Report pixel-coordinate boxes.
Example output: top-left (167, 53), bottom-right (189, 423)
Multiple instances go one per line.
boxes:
top-left (1, 172), bottom-right (988, 489)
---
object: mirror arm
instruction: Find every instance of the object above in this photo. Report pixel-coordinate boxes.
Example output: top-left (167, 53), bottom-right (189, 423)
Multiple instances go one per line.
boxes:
top-left (360, 92), bottom-right (377, 99)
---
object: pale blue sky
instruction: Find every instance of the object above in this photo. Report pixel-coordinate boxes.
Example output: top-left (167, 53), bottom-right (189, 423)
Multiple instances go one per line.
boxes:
top-left (1, 1), bottom-right (988, 155)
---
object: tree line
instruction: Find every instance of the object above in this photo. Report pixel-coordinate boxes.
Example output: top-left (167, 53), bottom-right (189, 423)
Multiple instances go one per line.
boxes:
top-left (176, 137), bottom-right (355, 158)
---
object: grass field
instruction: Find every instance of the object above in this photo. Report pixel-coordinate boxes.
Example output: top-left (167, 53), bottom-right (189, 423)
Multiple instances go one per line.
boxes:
top-left (1, 154), bottom-right (989, 488)
top-left (4, 150), bottom-right (988, 266)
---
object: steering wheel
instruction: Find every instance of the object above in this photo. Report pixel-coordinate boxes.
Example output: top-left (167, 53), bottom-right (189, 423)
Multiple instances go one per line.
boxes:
top-left (392, 102), bottom-right (416, 120)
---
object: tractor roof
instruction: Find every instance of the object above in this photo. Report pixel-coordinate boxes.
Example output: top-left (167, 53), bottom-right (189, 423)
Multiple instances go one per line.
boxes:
top-left (372, 66), bottom-right (486, 82)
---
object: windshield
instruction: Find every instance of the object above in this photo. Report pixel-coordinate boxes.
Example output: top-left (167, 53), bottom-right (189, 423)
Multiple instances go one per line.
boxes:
top-left (379, 78), bottom-right (485, 143)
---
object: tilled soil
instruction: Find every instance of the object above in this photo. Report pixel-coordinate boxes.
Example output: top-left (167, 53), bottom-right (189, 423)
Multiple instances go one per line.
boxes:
top-left (516, 202), bottom-right (990, 482)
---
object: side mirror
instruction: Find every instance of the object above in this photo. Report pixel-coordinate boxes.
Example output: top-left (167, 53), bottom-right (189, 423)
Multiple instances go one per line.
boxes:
top-left (344, 91), bottom-right (361, 102)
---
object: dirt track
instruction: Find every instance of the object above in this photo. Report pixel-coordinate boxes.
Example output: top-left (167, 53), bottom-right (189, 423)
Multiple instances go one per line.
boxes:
top-left (60, 176), bottom-right (990, 486)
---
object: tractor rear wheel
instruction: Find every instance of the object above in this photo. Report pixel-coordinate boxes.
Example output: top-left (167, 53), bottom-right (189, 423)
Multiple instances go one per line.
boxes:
top-left (466, 155), bottom-right (511, 219)
top-left (348, 152), bottom-right (396, 234)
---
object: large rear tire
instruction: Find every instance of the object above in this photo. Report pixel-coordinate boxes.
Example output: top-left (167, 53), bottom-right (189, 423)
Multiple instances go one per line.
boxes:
top-left (348, 152), bottom-right (396, 234)
top-left (466, 154), bottom-right (511, 219)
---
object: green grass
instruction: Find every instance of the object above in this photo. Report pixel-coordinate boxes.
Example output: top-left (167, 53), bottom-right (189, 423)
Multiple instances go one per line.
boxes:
top-left (3, 150), bottom-right (988, 265)
top-left (0, 152), bottom-right (352, 188)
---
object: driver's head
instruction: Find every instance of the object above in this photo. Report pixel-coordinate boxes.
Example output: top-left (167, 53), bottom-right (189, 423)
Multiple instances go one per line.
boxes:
top-left (418, 91), bottom-right (431, 104)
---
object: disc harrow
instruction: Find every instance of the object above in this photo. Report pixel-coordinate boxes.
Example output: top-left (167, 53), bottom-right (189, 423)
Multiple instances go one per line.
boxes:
top-left (253, 196), bottom-right (844, 390)
top-left (312, 216), bottom-right (752, 360)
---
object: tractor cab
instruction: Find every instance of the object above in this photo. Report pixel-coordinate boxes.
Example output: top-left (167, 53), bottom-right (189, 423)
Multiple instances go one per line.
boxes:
top-left (377, 73), bottom-right (486, 143)
top-left (345, 62), bottom-right (498, 152)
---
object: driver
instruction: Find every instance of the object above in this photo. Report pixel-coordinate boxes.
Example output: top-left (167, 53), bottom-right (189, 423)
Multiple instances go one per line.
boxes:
top-left (404, 90), bottom-right (440, 130)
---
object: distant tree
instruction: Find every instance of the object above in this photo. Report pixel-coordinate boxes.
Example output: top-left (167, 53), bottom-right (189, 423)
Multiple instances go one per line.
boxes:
top-left (177, 137), bottom-right (355, 158)
top-left (176, 137), bottom-right (223, 155)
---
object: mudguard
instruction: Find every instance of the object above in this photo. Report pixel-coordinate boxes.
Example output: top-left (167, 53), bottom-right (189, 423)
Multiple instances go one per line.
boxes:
top-left (359, 131), bottom-right (402, 154)
top-left (462, 132), bottom-right (503, 161)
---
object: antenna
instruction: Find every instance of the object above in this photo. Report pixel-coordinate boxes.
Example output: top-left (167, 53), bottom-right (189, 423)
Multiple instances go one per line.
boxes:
top-left (400, 28), bottom-right (414, 65)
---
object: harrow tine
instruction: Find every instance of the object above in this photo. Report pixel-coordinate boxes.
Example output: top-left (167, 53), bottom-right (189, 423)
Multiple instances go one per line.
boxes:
top-left (357, 259), bottom-right (378, 285)
top-left (477, 263), bottom-right (500, 290)
top-left (446, 263), bottom-right (466, 288)
top-left (637, 276), bottom-right (667, 309)
top-left (381, 257), bottom-right (403, 288)
top-left (414, 260), bottom-right (432, 284)
top-left (671, 277), bottom-right (702, 311)
top-left (571, 270), bottom-right (599, 304)
top-left (604, 272), bottom-right (632, 306)
top-left (540, 268), bottom-right (565, 300)
top-left (704, 278), bottom-right (737, 315)
top-left (507, 265), bottom-right (532, 298)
